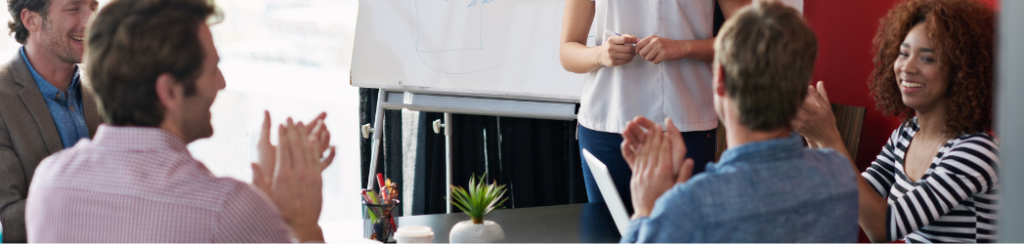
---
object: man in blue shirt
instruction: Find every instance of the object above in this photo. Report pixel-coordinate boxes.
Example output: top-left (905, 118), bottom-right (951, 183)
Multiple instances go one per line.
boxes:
top-left (618, 1), bottom-right (859, 242)
top-left (0, 0), bottom-right (102, 242)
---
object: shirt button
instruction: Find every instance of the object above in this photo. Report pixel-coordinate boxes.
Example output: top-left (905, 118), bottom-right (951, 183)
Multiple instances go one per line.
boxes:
top-left (70, 107), bottom-right (75, 112)
top-left (56, 94), bottom-right (62, 98)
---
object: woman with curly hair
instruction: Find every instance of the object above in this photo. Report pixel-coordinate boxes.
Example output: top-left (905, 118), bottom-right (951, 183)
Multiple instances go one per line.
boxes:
top-left (791, 0), bottom-right (998, 242)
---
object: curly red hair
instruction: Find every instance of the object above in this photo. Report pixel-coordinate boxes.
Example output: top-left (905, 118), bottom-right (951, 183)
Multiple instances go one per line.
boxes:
top-left (869, 0), bottom-right (994, 134)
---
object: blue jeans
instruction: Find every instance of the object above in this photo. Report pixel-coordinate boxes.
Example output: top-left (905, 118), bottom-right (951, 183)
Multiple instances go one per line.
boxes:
top-left (578, 124), bottom-right (716, 214)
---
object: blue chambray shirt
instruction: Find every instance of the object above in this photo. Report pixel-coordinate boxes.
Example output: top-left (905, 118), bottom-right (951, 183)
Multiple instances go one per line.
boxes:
top-left (621, 133), bottom-right (860, 243)
top-left (20, 47), bottom-right (89, 148)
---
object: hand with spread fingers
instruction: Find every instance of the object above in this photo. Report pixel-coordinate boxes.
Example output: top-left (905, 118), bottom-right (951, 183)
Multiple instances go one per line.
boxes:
top-left (623, 117), bottom-right (695, 219)
top-left (250, 116), bottom-right (334, 242)
top-left (791, 81), bottom-right (842, 148)
top-left (252, 111), bottom-right (337, 196)
top-left (251, 119), bottom-right (327, 242)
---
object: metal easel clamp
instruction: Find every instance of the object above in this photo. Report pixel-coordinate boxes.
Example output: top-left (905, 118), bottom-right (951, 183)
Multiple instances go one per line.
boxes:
top-left (432, 119), bottom-right (445, 134)
top-left (361, 123), bottom-right (374, 139)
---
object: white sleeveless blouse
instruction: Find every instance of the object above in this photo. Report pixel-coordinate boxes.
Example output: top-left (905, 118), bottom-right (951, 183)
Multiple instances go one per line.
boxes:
top-left (579, 0), bottom-right (716, 133)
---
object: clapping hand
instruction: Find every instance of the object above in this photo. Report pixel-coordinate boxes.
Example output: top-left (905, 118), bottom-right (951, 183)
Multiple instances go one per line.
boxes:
top-left (250, 116), bottom-right (332, 242)
top-left (791, 81), bottom-right (840, 148)
top-left (620, 116), bottom-right (695, 219)
top-left (252, 111), bottom-right (336, 195)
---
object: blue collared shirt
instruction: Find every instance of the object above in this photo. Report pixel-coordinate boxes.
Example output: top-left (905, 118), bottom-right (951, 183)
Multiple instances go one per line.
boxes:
top-left (20, 47), bottom-right (89, 148)
top-left (621, 133), bottom-right (860, 243)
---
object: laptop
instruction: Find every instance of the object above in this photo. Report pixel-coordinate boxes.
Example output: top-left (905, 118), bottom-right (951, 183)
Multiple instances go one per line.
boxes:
top-left (582, 149), bottom-right (631, 235)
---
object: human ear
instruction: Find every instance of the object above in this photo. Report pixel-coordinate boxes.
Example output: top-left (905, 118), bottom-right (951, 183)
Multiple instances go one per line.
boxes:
top-left (21, 9), bottom-right (41, 32)
top-left (713, 63), bottom-right (726, 97)
top-left (155, 73), bottom-right (184, 112)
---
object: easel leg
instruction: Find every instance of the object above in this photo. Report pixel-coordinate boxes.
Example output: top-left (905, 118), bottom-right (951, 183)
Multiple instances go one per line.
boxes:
top-left (444, 112), bottom-right (453, 214)
top-left (366, 89), bottom-right (386, 190)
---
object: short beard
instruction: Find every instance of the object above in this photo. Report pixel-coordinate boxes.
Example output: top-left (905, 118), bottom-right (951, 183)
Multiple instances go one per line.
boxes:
top-left (39, 20), bottom-right (81, 64)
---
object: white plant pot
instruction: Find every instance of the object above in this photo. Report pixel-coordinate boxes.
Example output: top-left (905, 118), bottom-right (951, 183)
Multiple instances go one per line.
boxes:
top-left (449, 220), bottom-right (505, 243)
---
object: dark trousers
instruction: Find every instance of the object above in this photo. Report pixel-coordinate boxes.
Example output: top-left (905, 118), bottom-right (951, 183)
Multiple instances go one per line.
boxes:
top-left (578, 124), bottom-right (717, 214)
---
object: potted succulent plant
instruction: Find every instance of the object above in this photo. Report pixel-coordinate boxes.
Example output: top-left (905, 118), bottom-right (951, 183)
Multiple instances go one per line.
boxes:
top-left (448, 174), bottom-right (508, 243)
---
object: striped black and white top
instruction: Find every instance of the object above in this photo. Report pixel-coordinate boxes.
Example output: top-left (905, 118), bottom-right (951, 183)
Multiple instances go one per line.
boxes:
top-left (862, 117), bottom-right (1000, 243)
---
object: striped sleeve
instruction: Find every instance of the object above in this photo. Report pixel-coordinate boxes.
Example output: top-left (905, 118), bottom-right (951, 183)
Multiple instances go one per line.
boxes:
top-left (885, 135), bottom-right (1000, 241)
top-left (212, 182), bottom-right (293, 242)
top-left (861, 126), bottom-right (903, 198)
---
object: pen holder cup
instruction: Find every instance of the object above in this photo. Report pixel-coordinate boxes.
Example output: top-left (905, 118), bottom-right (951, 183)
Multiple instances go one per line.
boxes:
top-left (364, 199), bottom-right (400, 242)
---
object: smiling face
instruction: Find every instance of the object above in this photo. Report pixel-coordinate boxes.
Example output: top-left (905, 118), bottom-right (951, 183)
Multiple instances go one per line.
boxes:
top-left (35, 0), bottom-right (97, 64)
top-left (894, 23), bottom-right (949, 113)
top-left (178, 23), bottom-right (225, 143)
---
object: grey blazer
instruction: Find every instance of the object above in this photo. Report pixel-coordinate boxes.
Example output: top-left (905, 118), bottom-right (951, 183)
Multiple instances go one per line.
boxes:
top-left (0, 54), bottom-right (101, 242)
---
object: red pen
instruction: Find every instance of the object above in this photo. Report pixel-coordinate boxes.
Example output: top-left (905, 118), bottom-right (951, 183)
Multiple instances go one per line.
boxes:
top-left (376, 173), bottom-right (385, 190)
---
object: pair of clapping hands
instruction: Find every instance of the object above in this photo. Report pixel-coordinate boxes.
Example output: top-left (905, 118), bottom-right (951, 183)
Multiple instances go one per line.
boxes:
top-left (619, 117), bottom-right (696, 219)
top-left (599, 34), bottom-right (687, 66)
top-left (251, 111), bottom-right (337, 242)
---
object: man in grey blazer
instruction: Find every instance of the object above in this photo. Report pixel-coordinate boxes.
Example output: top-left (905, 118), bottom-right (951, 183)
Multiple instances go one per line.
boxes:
top-left (0, 0), bottom-right (101, 242)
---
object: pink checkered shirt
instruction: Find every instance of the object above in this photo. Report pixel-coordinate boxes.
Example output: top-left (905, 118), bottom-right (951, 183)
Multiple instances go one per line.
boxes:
top-left (25, 125), bottom-right (292, 242)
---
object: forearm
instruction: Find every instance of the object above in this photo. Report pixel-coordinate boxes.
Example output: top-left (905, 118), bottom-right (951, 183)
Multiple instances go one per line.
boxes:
top-left (559, 0), bottom-right (598, 74)
top-left (678, 38), bottom-right (715, 63)
top-left (814, 133), bottom-right (889, 242)
top-left (824, 139), bottom-right (890, 242)
top-left (560, 42), bottom-right (602, 73)
top-left (856, 176), bottom-right (889, 243)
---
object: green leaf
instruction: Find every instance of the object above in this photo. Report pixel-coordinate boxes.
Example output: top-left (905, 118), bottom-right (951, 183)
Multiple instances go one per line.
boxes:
top-left (448, 173), bottom-right (509, 221)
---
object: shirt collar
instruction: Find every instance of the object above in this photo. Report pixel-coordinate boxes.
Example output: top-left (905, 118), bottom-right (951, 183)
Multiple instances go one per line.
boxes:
top-left (20, 46), bottom-right (81, 100)
top-left (91, 125), bottom-right (190, 153)
top-left (716, 131), bottom-right (805, 165)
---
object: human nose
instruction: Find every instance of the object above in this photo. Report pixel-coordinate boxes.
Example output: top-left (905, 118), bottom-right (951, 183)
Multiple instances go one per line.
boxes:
top-left (904, 59), bottom-right (920, 75)
top-left (216, 68), bottom-right (226, 90)
top-left (79, 10), bottom-right (91, 28)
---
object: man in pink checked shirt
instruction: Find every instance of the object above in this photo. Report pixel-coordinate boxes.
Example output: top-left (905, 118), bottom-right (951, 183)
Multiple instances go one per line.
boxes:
top-left (23, 0), bottom-right (338, 242)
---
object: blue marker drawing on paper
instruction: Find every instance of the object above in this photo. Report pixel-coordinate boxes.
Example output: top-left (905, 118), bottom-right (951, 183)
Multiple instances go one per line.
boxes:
top-left (415, 0), bottom-right (493, 52)
top-left (466, 0), bottom-right (494, 7)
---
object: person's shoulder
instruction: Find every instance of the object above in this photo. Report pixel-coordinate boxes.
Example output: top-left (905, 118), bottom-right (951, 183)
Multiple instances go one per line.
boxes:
top-left (952, 132), bottom-right (997, 151)
top-left (0, 54), bottom-right (24, 88)
top-left (940, 132), bottom-right (999, 174)
top-left (809, 147), bottom-right (851, 166)
top-left (944, 132), bottom-right (998, 164)
top-left (33, 140), bottom-right (97, 183)
top-left (669, 164), bottom-right (745, 205)
top-left (802, 148), bottom-right (858, 190)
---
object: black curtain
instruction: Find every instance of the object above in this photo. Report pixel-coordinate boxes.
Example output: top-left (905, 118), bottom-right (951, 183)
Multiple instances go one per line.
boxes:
top-left (410, 113), bottom-right (584, 215)
top-left (412, 112), bottom-right (448, 215)
top-left (359, 88), bottom-right (403, 216)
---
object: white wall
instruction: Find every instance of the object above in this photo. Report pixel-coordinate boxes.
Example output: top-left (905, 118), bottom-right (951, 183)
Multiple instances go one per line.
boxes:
top-left (997, 1), bottom-right (1024, 241)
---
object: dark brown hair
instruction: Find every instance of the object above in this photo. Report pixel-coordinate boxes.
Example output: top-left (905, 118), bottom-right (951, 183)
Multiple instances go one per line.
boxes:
top-left (870, 0), bottom-right (994, 134)
top-left (86, 0), bottom-right (220, 126)
top-left (714, 0), bottom-right (818, 131)
top-left (7, 0), bottom-right (51, 44)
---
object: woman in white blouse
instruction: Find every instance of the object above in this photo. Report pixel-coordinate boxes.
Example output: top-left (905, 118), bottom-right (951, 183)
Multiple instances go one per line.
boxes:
top-left (559, 0), bottom-right (749, 212)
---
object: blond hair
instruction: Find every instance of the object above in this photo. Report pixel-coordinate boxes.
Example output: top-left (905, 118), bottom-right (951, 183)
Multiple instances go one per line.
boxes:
top-left (714, 0), bottom-right (818, 131)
